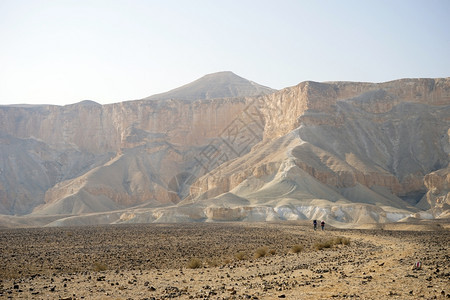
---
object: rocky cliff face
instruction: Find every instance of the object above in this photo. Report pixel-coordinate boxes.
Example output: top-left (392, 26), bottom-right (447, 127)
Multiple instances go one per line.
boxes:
top-left (184, 78), bottom-right (449, 226)
top-left (0, 73), bottom-right (448, 227)
top-left (0, 97), bottom-right (264, 215)
top-left (262, 78), bottom-right (450, 140)
top-left (0, 72), bottom-right (267, 216)
top-left (419, 166), bottom-right (450, 218)
top-left (191, 79), bottom-right (449, 192)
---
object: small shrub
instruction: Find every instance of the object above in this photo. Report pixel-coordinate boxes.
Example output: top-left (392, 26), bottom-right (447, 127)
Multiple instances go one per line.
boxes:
top-left (334, 237), bottom-right (350, 245)
top-left (254, 247), bottom-right (268, 259)
top-left (269, 249), bottom-right (276, 256)
top-left (314, 237), bottom-right (351, 250)
top-left (291, 244), bottom-right (304, 254)
top-left (92, 262), bottom-right (107, 272)
top-left (313, 242), bottom-right (323, 250)
top-left (207, 259), bottom-right (220, 267)
top-left (314, 240), bottom-right (333, 250)
top-left (187, 258), bottom-right (202, 269)
top-left (235, 252), bottom-right (247, 261)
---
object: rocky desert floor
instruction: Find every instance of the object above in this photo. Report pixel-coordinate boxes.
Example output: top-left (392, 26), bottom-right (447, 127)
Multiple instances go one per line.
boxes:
top-left (0, 221), bottom-right (449, 299)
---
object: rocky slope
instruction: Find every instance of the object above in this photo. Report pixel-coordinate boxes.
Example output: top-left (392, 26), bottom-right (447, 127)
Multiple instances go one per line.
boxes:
top-left (0, 72), bottom-right (268, 217)
top-left (0, 73), bottom-right (448, 227)
top-left (180, 78), bottom-right (449, 226)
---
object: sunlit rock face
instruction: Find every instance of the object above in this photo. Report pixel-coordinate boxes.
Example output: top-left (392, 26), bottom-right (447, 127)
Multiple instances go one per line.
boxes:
top-left (0, 72), bottom-right (272, 216)
top-left (418, 166), bottom-right (450, 218)
top-left (186, 78), bottom-right (449, 226)
top-left (0, 74), bottom-right (448, 227)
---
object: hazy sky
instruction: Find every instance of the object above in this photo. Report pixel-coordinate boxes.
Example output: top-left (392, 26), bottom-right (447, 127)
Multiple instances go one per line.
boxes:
top-left (1, 0), bottom-right (449, 105)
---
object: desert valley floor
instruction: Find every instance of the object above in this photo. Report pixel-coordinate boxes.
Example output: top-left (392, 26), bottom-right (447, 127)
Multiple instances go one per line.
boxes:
top-left (0, 221), bottom-right (449, 299)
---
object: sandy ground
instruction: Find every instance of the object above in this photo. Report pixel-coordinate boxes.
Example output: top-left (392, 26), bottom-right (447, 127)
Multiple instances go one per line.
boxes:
top-left (0, 221), bottom-right (449, 299)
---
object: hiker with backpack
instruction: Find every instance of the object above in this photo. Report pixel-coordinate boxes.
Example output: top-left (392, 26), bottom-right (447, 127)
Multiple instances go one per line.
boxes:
top-left (321, 220), bottom-right (325, 231)
top-left (313, 219), bottom-right (317, 231)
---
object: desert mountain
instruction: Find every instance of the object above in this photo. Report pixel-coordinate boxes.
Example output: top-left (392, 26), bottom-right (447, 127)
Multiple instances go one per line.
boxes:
top-left (0, 74), bottom-right (448, 227)
top-left (182, 79), bottom-right (449, 226)
top-left (0, 72), bottom-right (269, 219)
top-left (145, 71), bottom-right (275, 101)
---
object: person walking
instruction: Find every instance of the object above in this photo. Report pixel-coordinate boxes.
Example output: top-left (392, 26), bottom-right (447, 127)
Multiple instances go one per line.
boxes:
top-left (313, 219), bottom-right (317, 231)
top-left (321, 220), bottom-right (325, 231)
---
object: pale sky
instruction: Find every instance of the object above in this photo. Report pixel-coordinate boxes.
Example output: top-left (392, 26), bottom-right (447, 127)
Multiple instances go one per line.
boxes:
top-left (0, 0), bottom-right (449, 105)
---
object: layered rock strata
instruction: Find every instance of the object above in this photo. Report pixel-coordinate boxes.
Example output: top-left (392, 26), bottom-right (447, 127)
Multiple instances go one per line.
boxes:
top-left (0, 74), bottom-right (448, 227)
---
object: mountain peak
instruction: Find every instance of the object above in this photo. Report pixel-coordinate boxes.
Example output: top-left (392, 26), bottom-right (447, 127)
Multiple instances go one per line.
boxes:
top-left (202, 70), bottom-right (238, 77)
top-left (145, 71), bottom-right (276, 101)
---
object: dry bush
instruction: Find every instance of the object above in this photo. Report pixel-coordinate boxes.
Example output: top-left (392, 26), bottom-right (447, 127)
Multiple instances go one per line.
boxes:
top-left (234, 252), bottom-right (247, 261)
top-left (92, 262), bottom-right (107, 272)
top-left (207, 259), bottom-right (220, 267)
top-left (254, 247), bottom-right (268, 259)
top-left (314, 240), bottom-right (333, 250)
top-left (269, 249), bottom-right (276, 255)
top-left (186, 258), bottom-right (202, 269)
top-left (291, 244), bottom-right (304, 254)
top-left (334, 236), bottom-right (350, 245)
top-left (315, 237), bottom-right (351, 250)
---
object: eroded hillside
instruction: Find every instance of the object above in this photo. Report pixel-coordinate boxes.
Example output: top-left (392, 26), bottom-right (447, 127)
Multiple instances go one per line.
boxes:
top-left (0, 74), bottom-right (448, 227)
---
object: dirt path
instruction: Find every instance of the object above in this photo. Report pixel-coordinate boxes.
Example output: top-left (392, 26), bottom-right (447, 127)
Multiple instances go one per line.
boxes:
top-left (280, 230), bottom-right (446, 299)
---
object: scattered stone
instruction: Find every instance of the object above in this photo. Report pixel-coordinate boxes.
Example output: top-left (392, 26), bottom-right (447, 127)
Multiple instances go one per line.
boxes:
top-left (388, 291), bottom-right (399, 296)
top-left (0, 223), bottom-right (448, 299)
